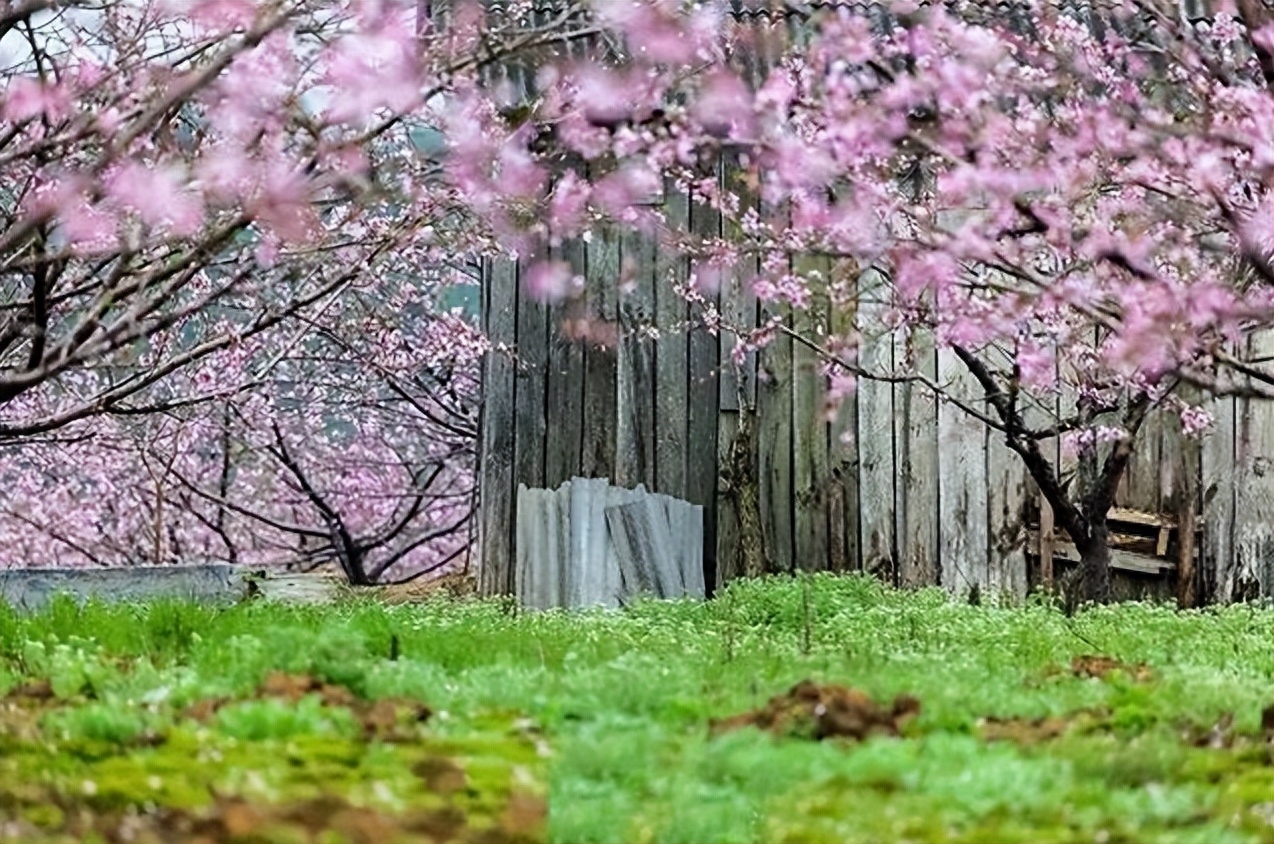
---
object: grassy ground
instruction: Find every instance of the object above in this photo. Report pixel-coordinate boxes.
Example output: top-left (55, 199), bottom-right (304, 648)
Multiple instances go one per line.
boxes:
top-left (1, 574), bottom-right (1274, 843)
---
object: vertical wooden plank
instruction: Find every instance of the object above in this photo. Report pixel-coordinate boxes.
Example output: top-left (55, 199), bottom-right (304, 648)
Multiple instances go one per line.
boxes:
top-left (987, 428), bottom-right (1029, 601)
top-left (756, 301), bottom-right (793, 575)
top-left (581, 229), bottom-right (620, 481)
top-left (654, 181), bottom-right (690, 500)
top-left (792, 253), bottom-right (831, 571)
top-left (1160, 388), bottom-right (1200, 605)
top-left (715, 410), bottom-right (742, 582)
top-left (856, 268), bottom-right (896, 581)
top-left (717, 157), bottom-right (761, 583)
top-left (1201, 387), bottom-right (1236, 602)
top-left (753, 187), bottom-right (794, 576)
top-left (1038, 493), bottom-right (1055, 589)
top-left (616, 230), bottom-right (657, 489)
top-left (478, 258), bottom-right (518, 597)
top-left (937, 348), bottom-right (989, 597)
top-left (828, 258), bottom-right (860, 573)
top-left (1178, 474), bottom-right (1198, 608)
top-left (544, 240), bottom-right (587, 489)
top-left (718, 157), bottom-right (759, 414)
top-left (1120, 408), bottom-right (1164, 513)
top-left (895, 326), bottom-right (939, 588)
top-left (1039, 350), bottom-right (1071, 594)
top-left (1232, 330), bottom-right (1274, 598)
top-left (514, 260), bottom-right (548, 492)
top-left (687, 182), bottom-right (721, 589)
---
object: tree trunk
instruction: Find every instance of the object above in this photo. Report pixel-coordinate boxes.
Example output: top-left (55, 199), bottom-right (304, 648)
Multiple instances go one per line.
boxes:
top-left (1065, 525), bottom-right (1113, 612)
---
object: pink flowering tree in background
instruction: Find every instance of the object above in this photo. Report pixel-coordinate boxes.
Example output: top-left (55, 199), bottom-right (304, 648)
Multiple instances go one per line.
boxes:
top-left (434, 0), bottom-right (1274, 606)
top-left (0, 0), bottom-right (580, 580)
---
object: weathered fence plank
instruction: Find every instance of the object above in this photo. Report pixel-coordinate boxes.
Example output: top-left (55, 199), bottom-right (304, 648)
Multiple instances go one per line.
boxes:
top-left (687, 186), bottom-right (721, 588)
top-left (582, 229), bottom-right (620, 480)
top-left (896, 326), bottom-right (939, 587)
top-left (793, 254), bottom-right (831, 571)
top-left (654, 182), bottom-right (690, 501)
top-left (856, 268), bottom-right (895, 581)
top-left (478, 258), bottom-right (519, 596)
top-left (827, 260), bottom-right (860, 573)
top-left (514, 266), bottom-right (548, 491)
top-left (1202, 387), bottom-right (1236, 601)
top-left (987, 430), bottom-right (1029, 599)
top-left (757, 301), bottom-right (794, 574)
top-left (617, 230), bottom-right (658, 489)
top-left (544, 240), bottom-right (587, 489)
top-left (1232, 330), bottom-right (1274, 597)
top-left (938, 348), bottom-right (990, 597)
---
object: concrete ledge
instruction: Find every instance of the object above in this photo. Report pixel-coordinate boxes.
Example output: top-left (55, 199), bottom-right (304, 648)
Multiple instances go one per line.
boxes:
top-left (0, 566), bottom-right (345, 612)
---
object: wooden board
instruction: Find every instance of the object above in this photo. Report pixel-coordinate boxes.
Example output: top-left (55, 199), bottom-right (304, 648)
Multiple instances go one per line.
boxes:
top-left (715, 159), bottom-right (759, 581)
top-left (513, 259), bottom-right (547, 491)
top-left (686, 179), bottom-right (721, 588)
top-left (1201, 385), bottom-right (1236, 601)
top-left (654, 182), bottom-right (690, 500)
top-left (895, 325), bottom-right (939, 587)
top-left (792, 254), bottom-right (831, 571)
top-left (1232, 329), bottom-right (1274, 598)
top-left (856, 268), bottom-right (895, 580)
top-left (756, 305), bottom-right (794, 574)
top-left (1024, 530), bottom-right (1181, 575)
top-left (478, 258), bottom-right (518, 596)
top-left (937, 347), bottom-right (990, 597)
top-left (827, 259), bottom-right (860, 573)
top-left (715, 409), bottom-right (742, 582)
top-left (984, 342), bottom-right (1030, 601)
top-left (544, 240), bottom-right (587, 489)
top-left (616, 230), bottom-right (657, 489)
top-left (581, 228), bottom-right (620, 480)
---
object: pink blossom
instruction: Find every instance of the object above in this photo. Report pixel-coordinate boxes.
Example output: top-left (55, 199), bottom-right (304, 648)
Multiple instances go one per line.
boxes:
top-left (2, 77), bottom-right (70, 123)
top-left (106, 162), bottom-right (204, 237)
top-left (524, 260), bottom-right (578, 302)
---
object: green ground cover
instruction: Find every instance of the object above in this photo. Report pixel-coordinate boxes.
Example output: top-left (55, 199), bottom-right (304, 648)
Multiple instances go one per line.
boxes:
top-left (1, 574), bottom-right (1273, 843)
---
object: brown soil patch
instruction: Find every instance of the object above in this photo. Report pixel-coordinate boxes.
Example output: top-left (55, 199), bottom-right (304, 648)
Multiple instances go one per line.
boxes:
top-left (978, 715), bottom-right (1074, 745)
top-left (181, 672), bottom-right (430, 739)
top-left (1071, 655), bottom-right (1153, 682)
top-left (710, 680), bottom-right (920, 741)
top-left (174, 792), bottom-right (542, 843)
top-left (4, 678), bottom-right (56, 702)
top-left (374, 572), bottom-right (478, 605)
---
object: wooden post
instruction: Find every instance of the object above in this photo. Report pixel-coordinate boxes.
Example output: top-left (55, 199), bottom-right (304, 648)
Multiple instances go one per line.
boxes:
top-left (1038, 493), bottom-right (1054, 590)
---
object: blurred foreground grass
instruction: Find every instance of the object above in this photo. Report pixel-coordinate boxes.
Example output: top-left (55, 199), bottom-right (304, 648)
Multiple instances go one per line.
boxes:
top-left (2, 574), bottom-right (1274, 843)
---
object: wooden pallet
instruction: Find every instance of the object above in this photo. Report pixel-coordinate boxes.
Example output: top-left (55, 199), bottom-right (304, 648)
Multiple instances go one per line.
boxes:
top-left (1030, 496), bottom-right (1201, 586)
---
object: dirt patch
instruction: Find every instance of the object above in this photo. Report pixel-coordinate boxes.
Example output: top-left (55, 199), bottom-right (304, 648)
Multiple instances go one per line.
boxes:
top-left (1071, 655), bottom-right (1153, 682)
top-left (710, 680), bottom-right (920, 742)
top-left (6, 790), bottom-right (545, 844)
top-left (4, 679), bottom-right (56, 702)
top-left (978, 715), bottom-right (1074, 745)
top-left (182, 672), bottom-right (431, 739)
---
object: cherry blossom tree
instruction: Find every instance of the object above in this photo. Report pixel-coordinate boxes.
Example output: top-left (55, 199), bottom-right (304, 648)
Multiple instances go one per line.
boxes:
top-left (0, 0), bottom-right (571, 579)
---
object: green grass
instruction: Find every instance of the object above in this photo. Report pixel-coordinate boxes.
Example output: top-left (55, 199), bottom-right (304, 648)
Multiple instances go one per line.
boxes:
top-left (2, 574), bottom-right (1273, 843)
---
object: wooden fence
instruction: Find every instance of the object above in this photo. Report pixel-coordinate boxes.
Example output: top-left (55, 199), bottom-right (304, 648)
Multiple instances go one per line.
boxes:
top-left (476, 171), bottom-right (1274, 604)
top-left (471, 0), bottom-right (1274, 605)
